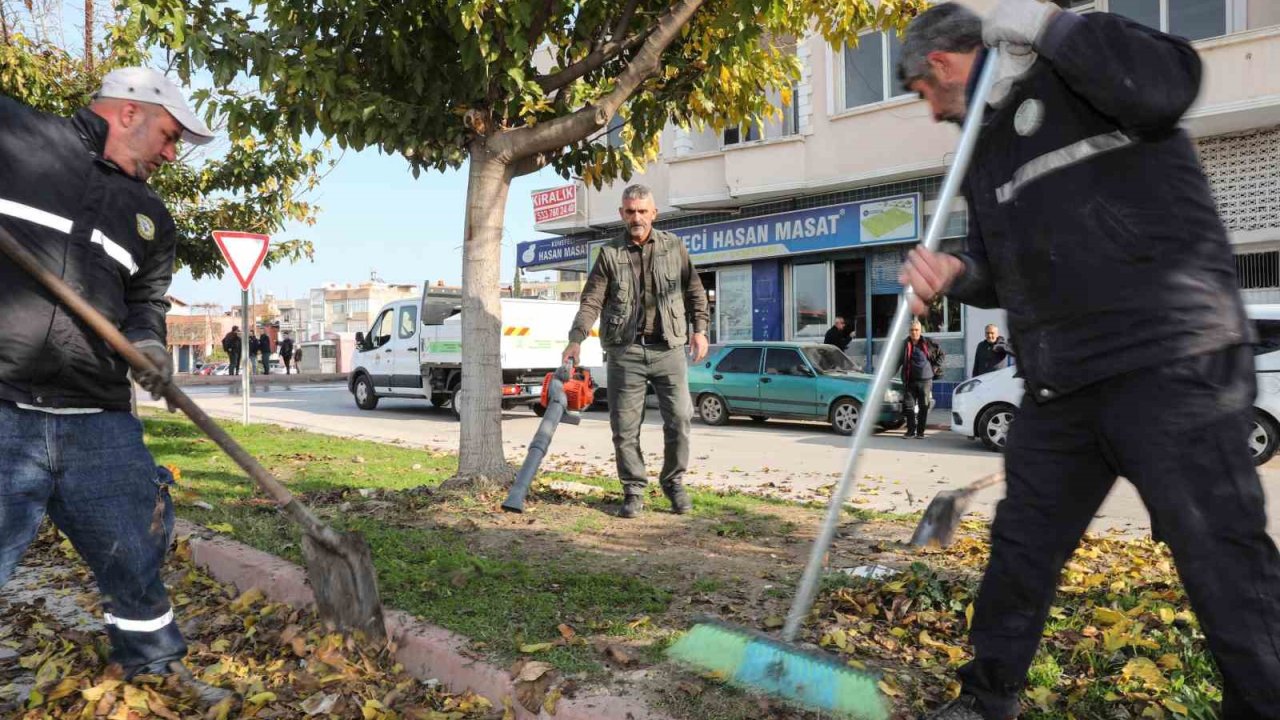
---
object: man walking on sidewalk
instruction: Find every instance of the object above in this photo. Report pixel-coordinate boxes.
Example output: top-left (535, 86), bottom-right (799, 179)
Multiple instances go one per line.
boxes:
top-left (564, 184), bottom-right (709, 518)
top-left (0, 67), bottom-right (230, 704)
top-left (278, 332), bottom-right (295, 375)
top-left (897, 2), bottom-right (1280, 718)
top-left (971, 324), bottom-right (1012, 377)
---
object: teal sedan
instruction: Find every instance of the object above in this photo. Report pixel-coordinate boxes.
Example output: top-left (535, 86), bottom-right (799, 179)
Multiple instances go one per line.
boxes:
top-left (688, 342), bottom-right (905, 435)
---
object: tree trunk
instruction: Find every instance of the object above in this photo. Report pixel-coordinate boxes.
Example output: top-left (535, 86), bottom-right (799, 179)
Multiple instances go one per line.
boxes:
top-left (446, 139), bottom-right (516, 490)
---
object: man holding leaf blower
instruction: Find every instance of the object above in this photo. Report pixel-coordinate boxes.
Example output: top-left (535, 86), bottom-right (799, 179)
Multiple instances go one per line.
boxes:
top-left (0, 68), bottom-right (231, 706)
top-left (897, 2), bottom-right (1280, 718)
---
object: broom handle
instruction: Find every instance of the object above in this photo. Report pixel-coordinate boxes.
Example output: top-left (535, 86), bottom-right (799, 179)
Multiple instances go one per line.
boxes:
top-left (782, 49), bottom-right (1002, 642)
top-left (0, 225), bottom-right (344, 548)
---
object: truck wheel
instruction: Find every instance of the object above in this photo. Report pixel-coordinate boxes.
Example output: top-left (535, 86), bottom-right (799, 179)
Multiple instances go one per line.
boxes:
top-left (451, 389), bottom-right (462, 420)
top-left (353, 375), bottom-right (378, 410)
top-left (532, 402), bottom-right (547, 417)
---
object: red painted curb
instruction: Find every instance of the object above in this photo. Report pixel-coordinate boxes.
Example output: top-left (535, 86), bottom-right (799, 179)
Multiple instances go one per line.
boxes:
top-left (175, 520), bottom-right (672, 720)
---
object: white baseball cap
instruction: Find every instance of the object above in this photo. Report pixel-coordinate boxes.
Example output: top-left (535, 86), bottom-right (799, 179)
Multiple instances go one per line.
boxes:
top-left (96, 67), bottom-right (216, 145)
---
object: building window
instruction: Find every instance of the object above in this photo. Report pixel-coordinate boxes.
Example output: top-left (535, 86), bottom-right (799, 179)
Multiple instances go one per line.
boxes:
top-left (792, 263), bottom-right (830, 338)
top-left (348, 299), bottom-right (370, 314)
top-left (1237, 251), bottom-right (1280, 290)
top-left (1107, 0), bottom-right (1227, 40)
top-left (330, 301), bottom-right (346, 315)
top-left (723, 86), bottom-right (799, 146)
top-left (836, 31), bottom-right (908, 111)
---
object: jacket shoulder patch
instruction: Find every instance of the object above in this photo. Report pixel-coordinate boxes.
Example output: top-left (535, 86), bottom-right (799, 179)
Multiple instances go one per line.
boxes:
top-left (136, 213), bottom-right (155, 241)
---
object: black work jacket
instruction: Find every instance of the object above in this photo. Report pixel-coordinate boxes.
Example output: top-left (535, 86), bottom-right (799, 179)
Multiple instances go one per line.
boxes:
top-left (948, 14), bottom-right (1251, 403)
top-left (0, 97), bottom-right (176, 410)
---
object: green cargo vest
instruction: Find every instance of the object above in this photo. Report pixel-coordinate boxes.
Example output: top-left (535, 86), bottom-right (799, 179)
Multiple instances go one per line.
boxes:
top-left (596, 230), bottom-right (691, 348)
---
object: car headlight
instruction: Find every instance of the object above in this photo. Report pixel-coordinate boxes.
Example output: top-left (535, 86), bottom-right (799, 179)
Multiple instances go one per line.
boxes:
top-left (884, 389), bottom-right (901, 403)
top-left (954, 378), bottom-right (981, 395)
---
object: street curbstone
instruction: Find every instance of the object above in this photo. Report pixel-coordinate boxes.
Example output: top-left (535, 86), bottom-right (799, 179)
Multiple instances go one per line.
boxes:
top-left (175, 519), bottom-right (674, 720)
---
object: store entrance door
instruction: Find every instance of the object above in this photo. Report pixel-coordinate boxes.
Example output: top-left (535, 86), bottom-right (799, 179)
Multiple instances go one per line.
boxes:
top-left (699, 270), bottom-right (717, 344)
top-left (832, 259), bottom-right (866, 345)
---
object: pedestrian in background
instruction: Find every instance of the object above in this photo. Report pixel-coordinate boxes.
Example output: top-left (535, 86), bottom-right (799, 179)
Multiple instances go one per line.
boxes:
top-left (564, 184), bottom-right (710, 518)
top-left (897, 1), bottom-right (1280, 717)
top-left (221, 325), bottom-right (242, 375)
top-left (257, 327), bottom-right (271, 375)
top-left (0, 66), bottom-right (229, 703)
top-left (899, 320), bottom-right (943, 439)
top-left (971, 324), bottom-right (1013, 377)
top-left (823, 316), bottom-right (852, 351)
top-left (278, 332), bottom-right (295, 375)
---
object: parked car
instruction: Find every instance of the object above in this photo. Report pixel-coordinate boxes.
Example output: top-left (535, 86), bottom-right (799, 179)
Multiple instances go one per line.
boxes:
top-left (951, 304), bottom-right (1280, 465)
top-left (211, 363), bottom-right (231, 376)
top-left (687, 342), bottom-right (904, 435)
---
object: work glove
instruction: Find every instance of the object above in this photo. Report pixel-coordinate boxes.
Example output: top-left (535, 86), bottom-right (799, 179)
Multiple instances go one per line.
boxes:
top-left (132, 339), bottom-right (173, 401)
top-left (983, 0), bottom-right (1060, 107)
top-left (983, 0), bottom-right (1060, 49)
top-left (988, 43), bottom-right (1038, 108)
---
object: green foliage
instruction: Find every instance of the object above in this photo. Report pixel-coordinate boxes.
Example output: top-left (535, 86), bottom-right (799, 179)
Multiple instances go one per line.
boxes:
top-left (128, 0), bottom-right (928, 184)
top-left (0, 14), bottom-right (329, 279)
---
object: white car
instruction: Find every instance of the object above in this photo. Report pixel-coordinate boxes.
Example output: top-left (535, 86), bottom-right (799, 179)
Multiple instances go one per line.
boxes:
top-left (951, 305), bottom-right (1280, 466)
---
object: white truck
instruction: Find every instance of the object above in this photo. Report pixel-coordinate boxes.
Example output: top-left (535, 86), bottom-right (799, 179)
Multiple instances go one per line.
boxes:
top-left (347, 292), bottom-right (602, 413)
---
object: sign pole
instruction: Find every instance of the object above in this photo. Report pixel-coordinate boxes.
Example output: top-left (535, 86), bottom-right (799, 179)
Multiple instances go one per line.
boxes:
top-left (241, 289), bottom-right (250, 425)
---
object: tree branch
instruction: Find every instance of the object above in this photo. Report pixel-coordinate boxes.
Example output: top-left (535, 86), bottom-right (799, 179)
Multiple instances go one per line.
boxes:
top-left (536, 0), bottom-right (643, 94)
top-left (503, 0), bottom-right (706, 162)
top-left (527, 0), bottom-right (555, 48)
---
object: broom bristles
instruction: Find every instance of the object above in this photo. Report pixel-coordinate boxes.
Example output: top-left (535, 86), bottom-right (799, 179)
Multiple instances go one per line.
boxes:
top-left (667, 621), bottom-right (889, 720)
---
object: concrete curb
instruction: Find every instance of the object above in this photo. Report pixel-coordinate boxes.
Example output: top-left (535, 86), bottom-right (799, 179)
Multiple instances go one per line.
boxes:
top-left (173, 373), bottom-right (348, 387)
top-left (175, 519), bottom-right (672, 720)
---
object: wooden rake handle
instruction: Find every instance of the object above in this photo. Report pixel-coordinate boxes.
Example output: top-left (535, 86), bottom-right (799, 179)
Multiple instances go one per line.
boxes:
top-left (0, 225), bottom-right (337, 539)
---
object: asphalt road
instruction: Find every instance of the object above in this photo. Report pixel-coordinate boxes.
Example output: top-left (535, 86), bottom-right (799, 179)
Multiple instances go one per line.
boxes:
top-left (145, 382), bottom-right (1280, 541)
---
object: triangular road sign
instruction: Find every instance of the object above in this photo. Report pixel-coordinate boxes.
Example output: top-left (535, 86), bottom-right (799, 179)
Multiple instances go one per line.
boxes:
top-left (212, 230), bottom-right (271, 291)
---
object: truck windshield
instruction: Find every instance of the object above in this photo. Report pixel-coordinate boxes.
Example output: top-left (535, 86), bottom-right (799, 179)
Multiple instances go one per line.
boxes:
top-left (803, 346), bottom-right (859, 374)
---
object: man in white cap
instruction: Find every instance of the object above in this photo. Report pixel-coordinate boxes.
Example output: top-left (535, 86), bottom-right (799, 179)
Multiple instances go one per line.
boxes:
top-left (0, 68), bottom-right (229, 707)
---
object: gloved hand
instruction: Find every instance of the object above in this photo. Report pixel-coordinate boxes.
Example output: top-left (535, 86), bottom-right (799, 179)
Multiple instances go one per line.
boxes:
top-left (983, 0), bottom-right (1061, 49)
top-left (988, 43), bottom-right (1038, 108)
top-left (132, 339), bottom-right (173, 401)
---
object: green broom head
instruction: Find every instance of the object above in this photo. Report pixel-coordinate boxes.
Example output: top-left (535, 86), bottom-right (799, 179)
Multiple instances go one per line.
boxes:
top-left (667, 619), bottom-right (889, 720)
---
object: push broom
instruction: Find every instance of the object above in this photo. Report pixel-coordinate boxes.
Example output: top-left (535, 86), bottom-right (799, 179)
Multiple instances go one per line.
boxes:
top-left (666, 48), bottom-right (1002, 719)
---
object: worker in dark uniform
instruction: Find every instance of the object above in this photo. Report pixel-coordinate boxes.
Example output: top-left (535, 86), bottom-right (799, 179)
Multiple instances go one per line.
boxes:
top-left (0, 67), bottom-right (230, 705)
top-left (896, 2), bottom-right (1280, 718)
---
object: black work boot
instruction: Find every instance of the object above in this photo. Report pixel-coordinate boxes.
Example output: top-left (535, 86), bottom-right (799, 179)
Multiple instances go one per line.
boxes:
top-left (662, 483), bottom-right (693, 515)
top-left (619, 493), bottom-right (644, 519)
top-left (165, 661), bottom-right (236, 709)
top-left (918, 695), bottom-right (986, 720)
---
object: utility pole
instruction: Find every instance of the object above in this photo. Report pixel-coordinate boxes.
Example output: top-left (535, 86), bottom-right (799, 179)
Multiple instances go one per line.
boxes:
top-left (83, 0), bottom-right (93, 70)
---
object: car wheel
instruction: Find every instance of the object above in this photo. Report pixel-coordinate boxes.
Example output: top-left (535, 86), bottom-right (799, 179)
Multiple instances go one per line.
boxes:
top-left (1249, 411), bottom-right (1279, 466)
top-left (353, 375), bottom-right (378, 410)
top-left (830, 398), bottom-right (861, 436)
top-left (532, 402), bottom-right (547, 417)
top-left (977, 403), bottom-right (1016, 453)
top-left (750, 415), bottom-right (767, 424)
top-left (698, 394), bottom-right (728, 426)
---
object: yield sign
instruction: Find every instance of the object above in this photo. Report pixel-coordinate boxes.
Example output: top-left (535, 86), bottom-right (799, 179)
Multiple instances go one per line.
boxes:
top-left (212, 230), bottom-right (270, 290)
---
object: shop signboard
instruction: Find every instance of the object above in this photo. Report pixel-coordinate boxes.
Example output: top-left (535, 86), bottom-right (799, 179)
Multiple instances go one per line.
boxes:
top-left (674, 193), bottom-right (920, 265)
top-left (532, 184), bottom-right (578, 223)
top-left (517, 236), bottom-right (592, 269)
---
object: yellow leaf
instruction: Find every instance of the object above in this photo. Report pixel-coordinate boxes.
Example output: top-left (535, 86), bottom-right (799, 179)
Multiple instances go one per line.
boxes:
top-left (230, 587), bottom-right (265, 613)
top-left (519, 642), bottom-right (556, 654)
top-left (1093, 607), bottom-right (1127, 626)
top-left (124, 684), bottom-right (150, 709)
top-left (965, 603), bottom-right (974, 630)
top-left (207, 522), bottom-right (235, 534)
top-left (1026, 686), bottom-right (1058, 711)
top-left (1158, 607), bottom-right (1177, 625)
top-left (1163, 698), bottom-right (1190, 716)
top-left (1157, 653), bottom-right (1183, 670)
top-left (82, 679), bottom-right (122, 703)
top-left (877, 678), bottom-right (902, 698)
top-left (1121, 657), bottom-right (1168, 690)
top-left (45, 677), bottom-right (80, 702)
top-left (543, 687), bottom-right (561, 714)
top-left (247, 691), bottom-right (277, 705)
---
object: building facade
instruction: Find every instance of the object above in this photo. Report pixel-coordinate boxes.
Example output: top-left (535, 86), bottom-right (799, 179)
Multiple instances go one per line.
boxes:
top-left (517, 0), bottom-right (1280, 403)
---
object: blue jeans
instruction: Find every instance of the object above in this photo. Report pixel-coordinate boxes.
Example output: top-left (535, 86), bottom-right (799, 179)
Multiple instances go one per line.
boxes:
top-left (0, 402), bottom-right (186, 675)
